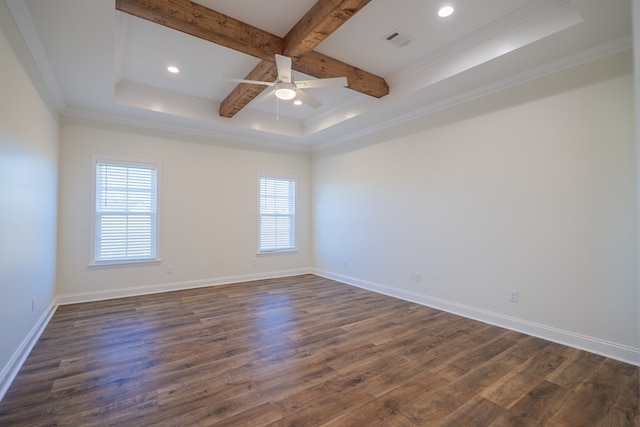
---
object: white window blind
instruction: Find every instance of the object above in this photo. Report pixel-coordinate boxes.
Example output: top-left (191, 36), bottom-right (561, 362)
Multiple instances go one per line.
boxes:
top-left (94, 161), bottom-right (158, 263)
top-left (259, 177), bottom-right (295, 252)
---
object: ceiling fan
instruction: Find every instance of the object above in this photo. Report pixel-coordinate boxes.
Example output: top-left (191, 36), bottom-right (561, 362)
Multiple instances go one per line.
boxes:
top-left (228, 54), bottom-right (348, 109)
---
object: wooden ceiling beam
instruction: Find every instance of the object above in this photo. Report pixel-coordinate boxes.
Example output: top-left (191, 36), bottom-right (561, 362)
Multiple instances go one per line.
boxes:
top-left (283, 0), bottom-right (372, 59)
top-left (219, 60), bottom-right (278, 119)
top-left (115, 0), bottom-right (283, 61)
top-left (116, 0), bottom-right (389, 119)
top-left (294, 51), bottom-right (389, 99)
top-left (220, 0), bottom-right (386, 118)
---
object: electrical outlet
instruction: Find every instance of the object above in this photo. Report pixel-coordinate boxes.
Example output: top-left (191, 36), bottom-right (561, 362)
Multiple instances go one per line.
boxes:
top-left (416, 273), bottom-right (422, 283)
top-left (251, 258), bottom-right (256, 267)
top-left (31, 298), bottom-right (35, 312)
top-left (343, 259), bottom-right (348, 267)
top-left (508, 290), bottom-right (519, 302)
top-left (167, 265), bottom-right (173, 274)
top-left (410, 272), bottom-right (416, 281)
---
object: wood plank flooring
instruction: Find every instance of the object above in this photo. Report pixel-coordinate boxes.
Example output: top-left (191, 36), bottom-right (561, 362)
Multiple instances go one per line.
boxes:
top-left (0, 274), bottom-right (637, 426)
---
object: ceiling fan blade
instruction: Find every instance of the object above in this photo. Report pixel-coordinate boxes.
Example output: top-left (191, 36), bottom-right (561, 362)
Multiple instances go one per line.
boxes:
top-left (294, 88), bottom-right (322, 109)
top-left (225, 78), bottom-right (275, 86)
top-left (296, 76), bottom-right (348, 89)
top-left (275, 54), bottom-right (292, 83)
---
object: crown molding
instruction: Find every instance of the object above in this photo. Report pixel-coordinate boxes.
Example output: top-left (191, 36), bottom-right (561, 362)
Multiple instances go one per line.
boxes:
top-left (311, 36), bottom-right (631, 153)
top-left (391, 0), bottom-right (580, 85)
top-left (61, 107), bottom-right (313, 155)
top-left (5, 0), bottom-right (66, 109)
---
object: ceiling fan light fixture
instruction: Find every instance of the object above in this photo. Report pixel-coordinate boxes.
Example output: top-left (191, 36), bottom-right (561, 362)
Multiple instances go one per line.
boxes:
top-left (274, 82), bottom-right (296, 100)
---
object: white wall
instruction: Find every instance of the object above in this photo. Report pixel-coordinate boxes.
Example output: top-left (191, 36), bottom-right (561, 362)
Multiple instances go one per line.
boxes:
top-left (313, 51), bottom-right (639, 363)
top-left (0, 5), bottom-right (59, 396)
top-left (633, 0), bottom-right (640, 374)
top-left (57, 119), bottom-right (311, 301)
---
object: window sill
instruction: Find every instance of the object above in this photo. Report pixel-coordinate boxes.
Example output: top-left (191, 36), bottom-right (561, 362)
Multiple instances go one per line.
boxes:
top-left (256, 249), bottom-right (298, 256)
top-left (88, 259), bottom-right (162, 269)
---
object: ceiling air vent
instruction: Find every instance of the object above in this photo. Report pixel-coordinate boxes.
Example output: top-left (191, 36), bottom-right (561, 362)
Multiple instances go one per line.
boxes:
top-left (384, 30), bottom-right (412, 48)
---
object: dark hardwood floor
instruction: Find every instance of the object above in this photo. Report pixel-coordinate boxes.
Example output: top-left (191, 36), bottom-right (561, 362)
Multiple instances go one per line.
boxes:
top-left (0, 274), bottom-right (637, 426)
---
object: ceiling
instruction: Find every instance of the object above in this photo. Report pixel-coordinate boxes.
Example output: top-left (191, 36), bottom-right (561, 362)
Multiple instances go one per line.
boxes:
top-left (5, 0), bottom-right (632, 151)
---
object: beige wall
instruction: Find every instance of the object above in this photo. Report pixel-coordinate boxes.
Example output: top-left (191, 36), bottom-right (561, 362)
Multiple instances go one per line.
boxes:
top-left (56, 119), bottom-right (311, 300)
top-left (313, 51), bottom-right (638, 363)
top-left (0, 4), bottom-right (59, 394)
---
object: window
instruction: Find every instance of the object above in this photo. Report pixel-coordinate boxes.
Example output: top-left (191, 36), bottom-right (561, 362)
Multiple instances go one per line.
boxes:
top-left (92, 157), bottom-right (159, 265)
top-left (259, 176), bottom-right (295, 252)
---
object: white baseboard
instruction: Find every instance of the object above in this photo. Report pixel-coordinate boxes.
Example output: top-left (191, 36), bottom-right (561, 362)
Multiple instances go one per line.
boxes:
top-left (312, 269), bottom-right (640, 367)
top-left (0, 300), bottom-right (57, 402)
top-left (56, 268), bottom-right (312, 305)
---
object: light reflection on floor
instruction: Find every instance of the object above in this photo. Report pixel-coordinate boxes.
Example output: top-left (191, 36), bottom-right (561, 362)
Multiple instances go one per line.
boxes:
top-left (252, 292), bottom-right (298, 355)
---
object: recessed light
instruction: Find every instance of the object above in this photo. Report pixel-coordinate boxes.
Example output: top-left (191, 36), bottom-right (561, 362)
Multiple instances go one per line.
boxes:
top-left (293, 100), bottom-right (303, 106)
top-left (438, 6), bottom-right (454, 18)
top-left (167, 66), bottom-right (180, 74)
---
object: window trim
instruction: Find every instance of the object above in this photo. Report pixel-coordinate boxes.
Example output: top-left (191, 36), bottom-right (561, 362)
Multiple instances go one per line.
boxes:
top-left (89, 155), bottom-right (161, 267)
top-left (257, 174), bottom-right (296, 254)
